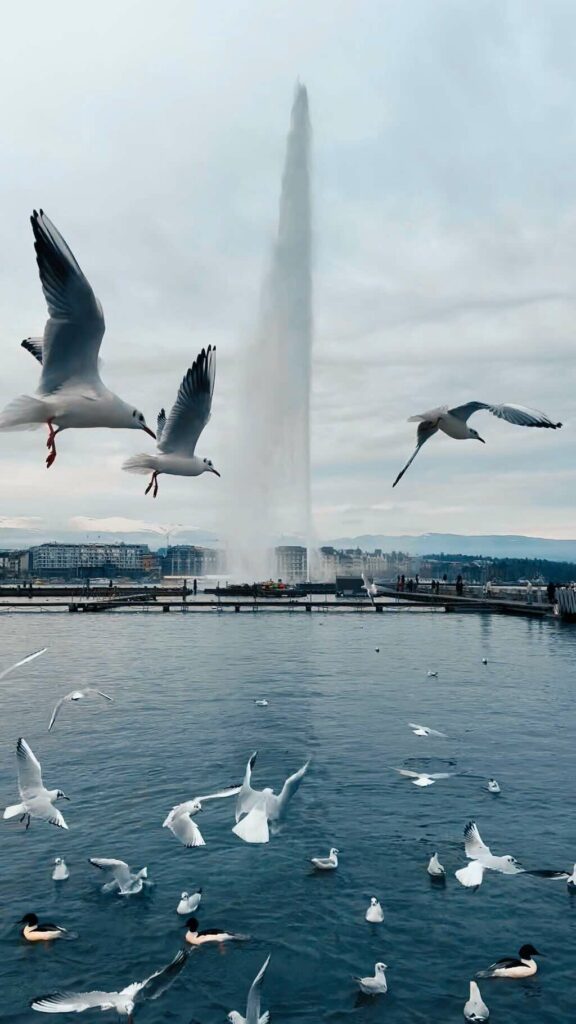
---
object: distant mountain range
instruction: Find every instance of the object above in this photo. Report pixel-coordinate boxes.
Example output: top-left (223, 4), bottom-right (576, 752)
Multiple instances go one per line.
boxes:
top-left (325, 533), bottom-right (576, 562)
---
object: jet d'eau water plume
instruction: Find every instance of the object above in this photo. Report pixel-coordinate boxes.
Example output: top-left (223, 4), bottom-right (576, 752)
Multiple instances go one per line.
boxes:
top-left (228, 84), bottom-right (313, 581)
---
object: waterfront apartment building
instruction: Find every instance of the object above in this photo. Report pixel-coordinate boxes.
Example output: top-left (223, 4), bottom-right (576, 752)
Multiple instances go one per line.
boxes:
top-left (29, 543), bottom-right (149, 579)
top-left (162, 545), bottom-right (222, 578)
top-left (0, 549), bottom-right (30, 579)
top-left (275, 545), bottom-right (307, 583)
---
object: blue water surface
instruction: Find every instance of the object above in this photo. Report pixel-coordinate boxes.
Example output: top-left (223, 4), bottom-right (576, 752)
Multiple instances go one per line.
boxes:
top-left (0, 610), bottom-right (574, 1023)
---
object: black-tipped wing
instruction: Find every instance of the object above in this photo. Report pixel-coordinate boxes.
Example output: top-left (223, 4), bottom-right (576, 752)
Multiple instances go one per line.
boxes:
top-left (0, 647), bottom-right (47, 682)
top-left (464, 821), bottom-right (491, 860)
top-left (449, 401), bottom-right (561, 428)
top-left (246, 955), bottom-right (271, 1024)
top-left (159, 346), bottom-right (216, 455)
top-left (157, 408), bottom-right (167, 444)
top-left (392, 420), bottom-right (438, 487)
top-left (31, 210), bottom-right (105, 393)
top-left (22, 338), bottom-right (44, 363)
top-left (127, 949), bottom-right (189, 1004)
top-left (17, 737), bottom-right (43, 798)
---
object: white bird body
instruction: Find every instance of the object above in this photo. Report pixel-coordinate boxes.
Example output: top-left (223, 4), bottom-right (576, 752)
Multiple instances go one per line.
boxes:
top-left (487, 779), bottom-right (501, 793)
top-left (455, 861), bottom-right (486, 889)
top-left (427, 670), bottom-right (438, 677)
top-left (177, 890), bottom-right (202, 915)
top-left (311, 847), bottom-right (339, 870)
top-left (0, 211), bottom-right (155, 467)
top-left (254, 699), bottom-right (269, 707)
top-left (476, 944), bottom-right (542, 979)
top-left (48, 687), bottom-right (113, 731)
top-left (409, 722), bottom-right (447, 738)
top-left (427, 852), bottom-right (445, 877)
top-left (463, 821), bottom-right (522, 873)
top-left (365, 897), bottom-right (384, 922)
top-left (3, 738), bottom-right (69, 830)
top-left (89, 858), bottom-right (148, 896)
top-left (163, 787), bottom-right (241, 848)
top-left (52, 858), bottom-right (69, 881)
top-left (464, 981), bottom-right (489, 1021)
top-left (233, 752), bottom-right (309, 844)
top-left (227, 955), bottom-right (271, 1024)
top-left (355, 962), bottom-right (388, 995)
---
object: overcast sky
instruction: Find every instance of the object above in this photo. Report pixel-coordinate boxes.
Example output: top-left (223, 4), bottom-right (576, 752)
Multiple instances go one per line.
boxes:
top-left (1, 0), bottom-right (576, 544)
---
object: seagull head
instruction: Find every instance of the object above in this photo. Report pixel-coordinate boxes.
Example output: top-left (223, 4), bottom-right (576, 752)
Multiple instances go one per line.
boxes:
top-left (375, 963), bottom-right (388, 973)
top-left (202, 457), bottom-right (220, 477)
top-left (56, 789), bottom-right (70, 801)
top-left (130, 408), bottom-right (156, 439)
top-left (468, 428), bottom-right (485, 443)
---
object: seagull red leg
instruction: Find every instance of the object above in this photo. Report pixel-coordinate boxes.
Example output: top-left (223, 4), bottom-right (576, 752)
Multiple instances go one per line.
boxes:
top-left (46, 420), bottom-right (59, 468)
top-left (144, 472), bottom-right (157, 496)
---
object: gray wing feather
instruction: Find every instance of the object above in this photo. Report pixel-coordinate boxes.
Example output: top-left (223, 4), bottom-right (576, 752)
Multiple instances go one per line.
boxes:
top-left (276, 761), bottom-right (310, 816)
top-left (48, 698), bottom-right (66, 731)
top-left (31, 990), bottom-right (117, 1012)
top-left (89, 858), bottom-right (132, 885)
top-left (195, 786), bottom-right (242, 803)
top-left (129, 949), bottom-right (189, 1004)
top-left (246, 955), bottom-right (271, 1024)
top-left (449, 401), bottom-right (561, 428)
top-left (393, 421), bottom-right (438, 487)
top-left (157, 409), bottom-right (166, 443)
top-left (17, 738), bottom-right (43, 797)
top-left (0, 648), bottom-right (47, 682)
top-left (159, 346), bottom-right (216, 455)
top-left (22, 338), bottom-right (44, 363)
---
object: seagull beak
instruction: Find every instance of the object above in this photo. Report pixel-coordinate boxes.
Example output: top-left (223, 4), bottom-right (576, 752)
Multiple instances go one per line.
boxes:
top-left (210, 468), bottom-right (221, 477)
top-left (477, 435), bottom-right (486, 444)
top-left (141, 425), bottom-right (157, 439)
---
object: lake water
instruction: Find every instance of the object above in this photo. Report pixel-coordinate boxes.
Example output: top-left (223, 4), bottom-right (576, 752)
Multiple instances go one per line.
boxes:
top-left (0, 610), bottom-right (574, 1023)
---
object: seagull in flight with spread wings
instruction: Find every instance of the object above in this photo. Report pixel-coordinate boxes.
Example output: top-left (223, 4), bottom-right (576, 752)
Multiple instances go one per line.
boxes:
top-left (123, 346), bottom-right (219, 498)
top-left (3, 738), bottom-right (69, 830)
top-left (393, 402), bottom-right (562, 487)
top-left (0, 210), bottom-right (155, 467)
top-left (163, 785), bottom-right (242, 847)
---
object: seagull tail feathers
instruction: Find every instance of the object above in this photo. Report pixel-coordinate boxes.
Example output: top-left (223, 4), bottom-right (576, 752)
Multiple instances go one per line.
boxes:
top-left (122, 453), bottom-right (159, 474)
top-left (0, 395), bottom-right (48, 430)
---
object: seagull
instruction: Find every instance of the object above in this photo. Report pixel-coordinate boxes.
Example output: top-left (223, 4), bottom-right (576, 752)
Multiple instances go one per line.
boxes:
top-left (388, 767), bottom-right (453, 787)
top-left (464, 981), bottom-right (489, 1021)
top-left (88, 858), bottom-right (149, 896)
top-left (393, 402), bottom-right (562, 486)
top-left (52, 857), bottom-right (69, 881)
top-left (3, 738), bottom-right (69, 830)
top-left (311, 848), bottom-right (339, 871)
top-left (0, 210), bottom-right (155, 467)
top-left (487, 779), bottom-right (501, 793)
top-left (48, 687), bottom-right (113, 731)
top-left (354, 963), bottom-right (388, 995)
top-left (427, 852), bottom-right (445, 878)
top-left (0, 648), bottom-right (47, 682)
top-left (254, 699), bottom-right (269, 707)
top-left (227, 955), bottom-right (271, 1024)
top-left (462, 821), bottom-right (523, 874)
top-left (30, 948), bottom-right (188, 1020)
top-left (123, 347), bottom-right (219, 497)
top-left (408, 722), bottom-right (447, 737)
top-left (476, 944), bottom-right (543, 979)
top-left (163, 786), bottom-right (241, 847)
top-left (177, 890), bottom-right (202, 915)
top-left (365, 897), bottom-right (384, 923)
top-left (233, 752), bottom-right (310, 844)
top-left (427, 670), bottom-right (438, 677)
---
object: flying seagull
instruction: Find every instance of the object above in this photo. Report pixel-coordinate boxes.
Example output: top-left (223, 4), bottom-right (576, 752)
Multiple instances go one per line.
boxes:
top-left (408, 722), bottom-right (447, 737)
top-left (455, 821), bottom-right (523, 887)
top-left (3, 738), bottom-right (69, 830)
top-left (233, 752), bottom-right (310, 844)
top-left (163, 786), bottom-right (241, 847)
top-left (48, 687), bottom-right (113, 731)
top-left (30, 948), bottom-right (188, 1020)
top-left (0, 648), bottom-right (47, 682)
top-left (388, 767), bottom-right (453, 787)
top-left (123, 347), bottom-right (219, 497)
top-left (227, 955), bottom-right (271, 1024)
top-left (88, 858), bottom-right (149, 896)
top-left (0, 210), bottom-right (155, 466)
top-left (393, 402), bottom-right (562, 487)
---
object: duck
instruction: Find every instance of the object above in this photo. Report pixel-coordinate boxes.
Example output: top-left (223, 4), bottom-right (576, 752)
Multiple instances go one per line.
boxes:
top-left (365, 897), bottom-right (384, 923)
top-left (51, 857), bottom-right (69, 881)
top-left (464, 980), bottom-right (489, 1020)
top-left (354, 962), bottom-right (388, 995)
top-left (177, 889), bottom-right (202, 915)
top-left (20, 913), bottom-right (68, 942)
top-left (427, 852), bottom-right (445, 878)
top-left (482, 658), bottom-right (488, 665)
top-left (310, 848), bottom-right (339, 870)
top-left (476, 944), bottom-right (543, 979)
top-left (487, 779), bottom-right (501, 794)
top-left (184, 917), bottom-right (248, 946)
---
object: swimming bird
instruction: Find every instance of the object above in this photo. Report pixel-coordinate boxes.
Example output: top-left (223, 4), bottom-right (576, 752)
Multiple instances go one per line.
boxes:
top-left (52, 858), bottom-right (69, 881)
top-left (311, 848), bottom-right (339, 870)
top-left (123, 347), bottom-right (219, 497)
top-left (523, 864), bottom-right (576, 886)
top-left (88, 858), bottom-right (149, 896)
top-left (393, 402), bottom-right (562, 486)
top-left (254, 699), bottom-right (269, 707)
top-left (233, 752), bottom-right (310, 844)
top-left (20, 914), bottom-right (70, 942)
top-left (177, 890), bottom-right (202, 915)
top-left (48, 687), bottom-right (113, 731)
top-left (0, 210), bottom-right (155, 467)
top-left (427, 670), bottom-right (438, 677)
top-left (487, 779), bottom-right (501, 793)
top-left (476, 944), bottom-right (543, 979)
top-left (184, 917), bottom-right (249, 946)
top-left (388, 767), bottom-right (453, 787)
top-left (163, 786), bottom-right (241, 847)
top-left (0, 648), bottom-right (47, 682)
top-left (3, 738), bottom-right (69, 830)
top-left (463, 981), bottom-right (489, 1020)
top-left (354, 963), bottom-right (388, 995)
top-left (427, 852), bottom-right (445, 878)
top-left (227, 955), bottom-right (270, 1024)
top-left (365, 897), bottom-right (384, 923)
top-left (408, 722), bottom-right (447, 737)
top-left (462, 821), bottom-right (523, 874)
top-left (30, 948), bottom-right (188, 1019)
top-left (482, 658), bottom-right (488, 665)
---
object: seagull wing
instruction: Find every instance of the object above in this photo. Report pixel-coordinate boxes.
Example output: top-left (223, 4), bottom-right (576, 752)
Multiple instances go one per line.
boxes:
top-left (17, 737), bottom-right (44, 798)
top-left (28, 795), bottom-right (68, 829)
top-left (390, 767), bottom-right (421, 778)
top-left (48, 696), bottom-right (69, 731)
top-left (84, 688), bottom-right (114, 702)
top-left (449, 401), bottom-right (561, 428)
top-left (235, 752), bottom-right (260, 822)
top-left (392, 420), bottom-right (439, 487)
top-left (31, 210), bottom-right (105, 393)
top-left (127, 949), bottom-right (189, 1004)
top-left (165, 811), bottom-right (205, 847)
top-left (464, 821), bottom-right (491, 860)
top-left (275, 761), bottom-right (310, 816)
top-left (31, 990), bottom-right (118, 1013)
top-left (428, 772), bottom-right (453, 779)
top-left (0, 647), bottom-right (47, 682)
top-left (89, 858), bottom-right (132, 886)
top-left (455, 861), bottom-right (485, 888)
top-left (21, 338), bottom-right (44, 364)
top-left (245, 955), bottom-right (271, 1024)
top-left (232, 801), bottom-right (270, 844)
top-left (159, 346), bottom-right (216, 455)
top-left (194, 786), bottom-right (243, 803)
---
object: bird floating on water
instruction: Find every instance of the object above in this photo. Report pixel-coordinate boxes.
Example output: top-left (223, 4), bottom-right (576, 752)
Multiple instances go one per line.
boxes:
top-left (233, 752), bottom-right (309, 844)
top-left (482, 658), bottom-right (488, 665)
top-left (427, 852), bottom-right (445, 878)
top-left (463, 980), bottom-right (489, 1020)
top-left (393, 402), bottom-right (562, 487)
top-left (476, 944), bottom-right (543, 979)
top-left (354, 962), bottom-right (388, 995)
top-left (3, 738), bottom-right (69, 830)
top-left (409, 722), bottom-right (447, 737)
top-left (20, 913), bottom-right (71, 943)
top-left (254, 699), bottom-right (268, 707)
top-left (487, 779), bottom-right (501, 794)
top-left (0, 648), bottom-right (47, 682)
top-left (184, 916), bottom-right (249, 946)
top-left (311, 848), bottom-right (339, 871)
top-left (227, 954), bottom-right (271, 1024)
top-left (123, 347), bottom-right (219, 497)
top-left (388, 767), bottom-right (453, 787)
top-left (427, 670), bottom-right (438, 677)
top-left (48, 687), bottom-right (113, 731)
top-left (0, 210), bottom-right (155, 467)
top-left (365, 897), bottom-right (384, 922)
top-left (89, 858), bottom-right (149, 896)
top-left (163, 786), bottom-right (241, 847)
top-left (177, 890), bottom-right (202, 915)
top-left (51, 857), bottom-right (69, 881)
